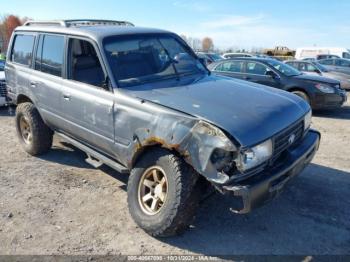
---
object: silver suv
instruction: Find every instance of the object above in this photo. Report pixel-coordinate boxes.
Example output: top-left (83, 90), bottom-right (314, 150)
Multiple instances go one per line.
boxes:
top-left (5, 20), bottom-right (320, 237)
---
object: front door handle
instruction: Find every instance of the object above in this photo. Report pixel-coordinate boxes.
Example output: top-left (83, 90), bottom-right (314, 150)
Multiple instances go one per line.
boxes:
top-left (243, 76), bottom-right (251, 80)
top-left (30, 81), bottom-right (37, 88)
top-left (63, 94), bottom-right (71, 101)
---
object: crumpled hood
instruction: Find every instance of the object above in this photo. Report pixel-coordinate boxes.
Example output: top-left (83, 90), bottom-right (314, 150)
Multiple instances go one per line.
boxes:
top-left (123, 75), bottom-right (310, 146)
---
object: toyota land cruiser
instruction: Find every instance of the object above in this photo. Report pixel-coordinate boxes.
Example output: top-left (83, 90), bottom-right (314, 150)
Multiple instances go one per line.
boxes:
top-left (5, 20), bottom-right (320, 237)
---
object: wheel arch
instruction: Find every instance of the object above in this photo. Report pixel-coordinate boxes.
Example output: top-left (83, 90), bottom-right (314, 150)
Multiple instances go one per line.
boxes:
top-left (287, 87), bottom-right (310, 98)
top-left (129, 143), bottom-right (184, 170)
top-left (16, 94), bottom-right (34, 105)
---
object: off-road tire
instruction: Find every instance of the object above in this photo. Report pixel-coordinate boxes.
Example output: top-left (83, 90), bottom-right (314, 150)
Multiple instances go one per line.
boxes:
top-left (292, 90), bottom-right (310, 104)
top-left (15, 102), bottom-right (53, 155)
top-left (127, 148), bottom-right (200, 237)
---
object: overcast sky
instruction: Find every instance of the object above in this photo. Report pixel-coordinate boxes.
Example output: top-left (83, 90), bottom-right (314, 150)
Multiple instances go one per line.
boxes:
top-left (2, 0), bottom-right (350, 49)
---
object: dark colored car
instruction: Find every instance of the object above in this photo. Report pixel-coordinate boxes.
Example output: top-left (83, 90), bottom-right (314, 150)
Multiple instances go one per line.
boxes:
top-left (285, 60), bottom-right (350, 90)
top-left (195, 51), bottom-right (222, 65)
top-left (318, 58), bottom-right (350, 75)
top-left (209, 58), bottom-right (347, 109)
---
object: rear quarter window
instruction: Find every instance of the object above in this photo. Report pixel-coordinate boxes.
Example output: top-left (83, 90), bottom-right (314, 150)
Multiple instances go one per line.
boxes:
top-left (11, 34), bottom-right (35, 66)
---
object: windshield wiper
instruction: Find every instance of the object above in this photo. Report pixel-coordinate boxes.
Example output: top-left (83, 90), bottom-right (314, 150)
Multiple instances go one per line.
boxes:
top-left (120, 74), bottom-right (180, 87)
top-left (156, 39), bottom-right (180, 81)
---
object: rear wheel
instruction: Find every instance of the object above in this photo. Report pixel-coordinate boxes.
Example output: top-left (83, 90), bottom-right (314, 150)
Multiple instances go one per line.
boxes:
top-left (15, 102), bottom-right (53, 155)
top-left (127, 148), bottom-right (200, 237)
top-left (292, 90), bottom-right (310, 104)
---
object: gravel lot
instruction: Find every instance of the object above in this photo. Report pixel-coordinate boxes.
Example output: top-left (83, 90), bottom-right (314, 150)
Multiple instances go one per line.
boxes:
top-left (0, 96), bottom-right (349, 256)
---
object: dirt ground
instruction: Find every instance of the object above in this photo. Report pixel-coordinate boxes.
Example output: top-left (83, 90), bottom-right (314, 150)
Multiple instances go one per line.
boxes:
top-left (0, 96), bottom-right (349, 256)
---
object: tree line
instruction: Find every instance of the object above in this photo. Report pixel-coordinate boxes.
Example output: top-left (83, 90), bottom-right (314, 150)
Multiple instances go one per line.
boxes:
top-left (180, 35), bottom-right (215, 52)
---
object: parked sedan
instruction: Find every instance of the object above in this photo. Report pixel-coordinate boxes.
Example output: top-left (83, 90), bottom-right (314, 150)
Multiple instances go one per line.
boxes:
top-left (208, 58), bottom-right (347, 109)
top-left (318, 58), bottom-right (350, 75)
top-left (285, 60), bottom-right (350, 90)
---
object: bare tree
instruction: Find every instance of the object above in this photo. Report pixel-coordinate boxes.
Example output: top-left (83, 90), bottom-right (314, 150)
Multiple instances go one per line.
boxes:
top-left (202, 37), bottom-right (214, 52)
top-left (0, 14), bottom-right (23, 52)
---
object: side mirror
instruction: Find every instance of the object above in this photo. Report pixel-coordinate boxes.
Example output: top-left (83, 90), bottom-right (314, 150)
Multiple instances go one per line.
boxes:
top-left (265, 70), bottom-right (279, 79)
top-left (314, 69), bottom-right (321, 74)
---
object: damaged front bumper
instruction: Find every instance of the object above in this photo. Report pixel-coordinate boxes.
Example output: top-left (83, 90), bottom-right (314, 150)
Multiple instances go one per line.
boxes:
top-left (221, 130), bottom-right (320, 214)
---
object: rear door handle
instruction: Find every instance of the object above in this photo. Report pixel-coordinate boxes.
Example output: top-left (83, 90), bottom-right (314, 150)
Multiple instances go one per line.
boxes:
top-left (63, 94), bottom-right (71, 101)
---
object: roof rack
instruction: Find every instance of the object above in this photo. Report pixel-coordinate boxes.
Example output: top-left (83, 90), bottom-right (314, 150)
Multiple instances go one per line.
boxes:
top-left (24, 19), bottom-right (134, 27)
top-left (24, 20), bottom-right (67, 27)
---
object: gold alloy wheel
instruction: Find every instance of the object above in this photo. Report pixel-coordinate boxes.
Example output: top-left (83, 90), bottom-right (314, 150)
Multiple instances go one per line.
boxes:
top-left (19, 116), bottom-right (32, 145)
top-left (138, 166), bottom-right (168, 215)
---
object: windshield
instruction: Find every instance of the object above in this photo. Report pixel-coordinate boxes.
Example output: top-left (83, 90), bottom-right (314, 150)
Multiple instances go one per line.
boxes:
top-left (312, 62), bottom-right (329, 72)
top-left (103, 34), bottom-right (206, 87)
top-left (0, 61), bottom-right (4, 71)
top-left (266, 59), bottom-right (301, 76)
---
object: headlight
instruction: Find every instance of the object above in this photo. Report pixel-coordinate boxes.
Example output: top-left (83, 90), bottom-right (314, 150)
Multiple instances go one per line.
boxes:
top-left (239, 139), bottom-right (273, 171)
top-left (210, 148), bottom-right (234, 171)
top-left (315, 83), bottom-right (335, 93)
top-left (304, 110), bottom-right (312, 131)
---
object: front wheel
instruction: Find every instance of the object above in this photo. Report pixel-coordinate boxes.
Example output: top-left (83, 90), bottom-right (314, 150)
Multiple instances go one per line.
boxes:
top-left (292, 90), bottom-right (310, 105)
top-left (127, 148), bottom-right (200, 237)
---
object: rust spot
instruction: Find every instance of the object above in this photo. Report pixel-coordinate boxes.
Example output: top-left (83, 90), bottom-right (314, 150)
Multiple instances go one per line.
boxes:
top-left (132, 136), bottom-right (184, 158)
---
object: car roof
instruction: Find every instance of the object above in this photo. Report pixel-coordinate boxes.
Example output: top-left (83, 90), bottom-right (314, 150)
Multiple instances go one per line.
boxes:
top-left (220, 57), bottom-right (276, 63)
top-left (285, 60), bottom-right (307, 63)
top-left (14, 23), bottom-right (172, 42)
top-left (318, 58), bottom-right (350, 61)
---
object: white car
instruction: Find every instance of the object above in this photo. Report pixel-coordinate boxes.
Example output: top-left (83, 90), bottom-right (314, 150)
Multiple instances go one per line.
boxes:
top-left (295, 47), bottom-right (350, 60)
top-left (0, 60), bottom-right (7, 106)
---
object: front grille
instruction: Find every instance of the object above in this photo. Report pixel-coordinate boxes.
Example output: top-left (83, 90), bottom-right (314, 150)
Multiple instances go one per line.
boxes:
top-left (0, 80), bottom-right (6, 97)
top-left (228, 118), bottom-right (305, 183)
top-left (271, 119), bottom-right (304, 163)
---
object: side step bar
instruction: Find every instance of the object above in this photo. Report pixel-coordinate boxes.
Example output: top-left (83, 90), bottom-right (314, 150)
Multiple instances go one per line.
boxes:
top-left (56, 132), bottom-right (129, 174)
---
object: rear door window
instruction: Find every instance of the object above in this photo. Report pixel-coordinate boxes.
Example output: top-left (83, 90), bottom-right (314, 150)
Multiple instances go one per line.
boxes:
top-left (246, 62), bottom-right (270, 75)
top-left (35, 34), bottom-right (65, 77)
top-left (215, 61), bottom-right (244, 73)
top-left (34, 35), bottom-right (44, 71)
top-left (319, 59), bottom-right (334, 65)
top-left (11, 34), bottom-right (35, 66)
